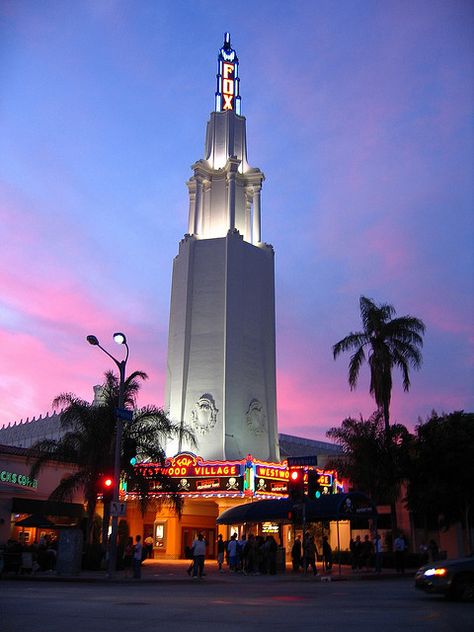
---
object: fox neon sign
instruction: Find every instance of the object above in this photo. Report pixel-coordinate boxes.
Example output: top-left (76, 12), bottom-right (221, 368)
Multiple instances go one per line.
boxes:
top-left (222, 62), bottom-right (235, 111)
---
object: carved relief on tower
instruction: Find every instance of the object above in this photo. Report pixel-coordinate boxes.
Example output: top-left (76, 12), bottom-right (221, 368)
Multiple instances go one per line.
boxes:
top-left (191, 394), bottom-right (219, 435)
top-left (246, 399), bottom-right (266, 435)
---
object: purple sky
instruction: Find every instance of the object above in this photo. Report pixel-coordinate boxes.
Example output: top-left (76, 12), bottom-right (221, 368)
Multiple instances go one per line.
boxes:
top-left (1, 1), bottom-right (473, 441)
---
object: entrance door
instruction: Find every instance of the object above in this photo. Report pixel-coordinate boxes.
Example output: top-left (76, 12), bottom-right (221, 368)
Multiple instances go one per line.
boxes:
top-left (181, 528), bottom-right (216, 559)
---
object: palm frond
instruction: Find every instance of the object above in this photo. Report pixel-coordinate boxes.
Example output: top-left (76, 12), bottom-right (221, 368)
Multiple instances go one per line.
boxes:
top-left (348, 346), bottom-right (366, 389)
top-left (333, 332), bottom-right (367, 359)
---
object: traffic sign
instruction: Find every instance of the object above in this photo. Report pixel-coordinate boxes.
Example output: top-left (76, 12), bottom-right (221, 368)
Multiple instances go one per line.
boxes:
top-left (287, 455), bottom-right (318, 467)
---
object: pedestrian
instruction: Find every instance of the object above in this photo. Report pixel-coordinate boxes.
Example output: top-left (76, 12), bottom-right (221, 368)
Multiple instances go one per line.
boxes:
top-left (428, 539), bottom-right (439, 562)
top-left (303, 533), bottom-right (318, 575)
top-left (291, 535), bottom-right (302, 572)
top-left (322, 535), bottom-right (333, 573)
top-left (264, 535), bottom-right (277, 575)
top-left (350, 535), bottom-right (362, 572)
top-left (133, 535), bottom-right (143, 579)
top-left (361, 535), bottom-right (373, 571)
top-left (227, 533), bottom-right (238, 571)
top-left (245, 533), bottom-right (257, 574)
top-left (237, 534), bottom-right (247, 572)
top-left (191, 532), bottom-right (206, 579)
top-left (123, 536), bottom-right (133, 577)
top-left (374, 533), bottom-right (383, 573)
top-left (394, 533), bottom-right (407, 574)
top-left (217, 534), bottom-right (225, 572)
top-left (144, 535), bottom-right (153, 559)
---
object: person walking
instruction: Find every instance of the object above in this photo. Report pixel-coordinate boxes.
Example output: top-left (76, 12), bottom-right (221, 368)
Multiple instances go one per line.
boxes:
top-left (132, 535), bottom-right (143, 579)
top-left (191, 532), bottom-right (206, 579)
top-left (303, 533), bottom-right (318, 575)
top-left (291, 536), bottom-right (302, 572)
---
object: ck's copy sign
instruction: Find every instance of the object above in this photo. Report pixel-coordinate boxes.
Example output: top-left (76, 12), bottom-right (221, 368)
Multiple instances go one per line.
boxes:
top-left (110, 501), bottom-right (126, 517)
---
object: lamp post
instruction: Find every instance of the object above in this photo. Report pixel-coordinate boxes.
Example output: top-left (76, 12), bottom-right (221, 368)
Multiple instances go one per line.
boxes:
top-left (87, 332), bottom-right (129, 578)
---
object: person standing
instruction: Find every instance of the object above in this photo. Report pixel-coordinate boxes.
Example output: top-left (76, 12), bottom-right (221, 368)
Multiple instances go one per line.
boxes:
top-left (291, 536), bottom-right (302, 572)
top-left (374, 533), bottom-right (383, 573)
top-left (394, 533), bottom-right (407, 574)
top-left (322, 535), bottom-right (333, 573)
top-left (361, 535), bottom-right (373, 571)
top-left (123, 536), bottom-right (134, 577)
top-left (133, 535), bottom-right (143, 579)
top-left (217, 534), bottom-right (225, 572)
top-left (191, 532), bottom-right (206, 579)
top-left (428, 539), bottom-right (439, 562)
top-left (350, 535), bottom-right (362, 572)
top-left (227, 533), bottom-right (238, 571)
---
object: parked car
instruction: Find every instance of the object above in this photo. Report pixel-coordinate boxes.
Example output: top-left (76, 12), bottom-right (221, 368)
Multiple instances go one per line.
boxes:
top-left (415, 555), bottom-right (474, 601)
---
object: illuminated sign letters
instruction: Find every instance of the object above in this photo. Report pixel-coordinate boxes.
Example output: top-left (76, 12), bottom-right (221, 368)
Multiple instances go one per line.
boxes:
top-left (0, 470), bottom-right (38, 489)
top-left (222, 62), bottom-right (235, 110)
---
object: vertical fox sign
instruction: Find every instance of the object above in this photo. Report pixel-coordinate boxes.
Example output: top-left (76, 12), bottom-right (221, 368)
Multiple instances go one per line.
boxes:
top-left (215, 32), bottom-right (241, 114)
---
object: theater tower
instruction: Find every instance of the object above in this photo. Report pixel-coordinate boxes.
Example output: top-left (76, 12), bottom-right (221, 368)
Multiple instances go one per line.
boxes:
top-left (165, 34), bottom-right (279, 462)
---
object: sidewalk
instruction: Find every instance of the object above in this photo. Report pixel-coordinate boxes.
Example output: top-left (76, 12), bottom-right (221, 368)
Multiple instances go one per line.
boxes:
top-left (1, 558), bottom-right (415, 584)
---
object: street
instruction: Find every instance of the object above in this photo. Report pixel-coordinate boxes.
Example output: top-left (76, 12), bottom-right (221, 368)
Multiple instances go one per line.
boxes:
top-left (1, 572), bottom-right (472, 632)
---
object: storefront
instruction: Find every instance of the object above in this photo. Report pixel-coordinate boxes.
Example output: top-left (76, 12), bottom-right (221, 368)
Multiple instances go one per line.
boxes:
top-left (119, 452), bottom-right (341, 559)
top-left (0, 444), bottom-right (84, 547)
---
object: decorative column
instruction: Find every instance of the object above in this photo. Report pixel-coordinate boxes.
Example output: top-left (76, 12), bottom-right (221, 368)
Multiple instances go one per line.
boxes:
top-left (244, 187), bottom-right (252, 242)
top-left (195, 175), bottom-right (204, 235)
top-left (226, 157), bottom-right (240, 232)
top-left (252, 184), bottom-right (262, 244)
top-left (186, 179), bottom-right (197, 235)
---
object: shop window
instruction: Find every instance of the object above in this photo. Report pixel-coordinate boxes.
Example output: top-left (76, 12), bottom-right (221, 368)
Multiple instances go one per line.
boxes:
top-left (154, 522), bottom-right (166, 548)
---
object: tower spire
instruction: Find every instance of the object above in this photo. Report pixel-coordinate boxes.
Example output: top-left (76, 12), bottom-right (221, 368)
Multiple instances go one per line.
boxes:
top-left (215, 32), bottom-right (241, 115)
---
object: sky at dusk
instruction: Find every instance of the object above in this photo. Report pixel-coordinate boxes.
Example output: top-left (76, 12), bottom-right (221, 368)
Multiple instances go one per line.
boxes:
top-left (1, 0), bottom-right (473, 441)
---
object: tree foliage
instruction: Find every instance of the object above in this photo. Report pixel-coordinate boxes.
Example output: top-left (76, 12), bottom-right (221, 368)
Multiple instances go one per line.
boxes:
top-left (28, 370), bottom-right (195, 543)
top-left (406, 411), bottom-right (474, 529)
top-left (326, 412), bottom-right (412, 506)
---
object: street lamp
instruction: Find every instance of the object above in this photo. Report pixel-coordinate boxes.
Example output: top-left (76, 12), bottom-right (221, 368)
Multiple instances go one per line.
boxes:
top-left (87, 332), bottom-right (129, 578)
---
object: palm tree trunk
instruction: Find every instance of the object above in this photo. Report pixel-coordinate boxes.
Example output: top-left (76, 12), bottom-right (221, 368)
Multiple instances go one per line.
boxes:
top-left (382, 401), bottom-right (399, 540)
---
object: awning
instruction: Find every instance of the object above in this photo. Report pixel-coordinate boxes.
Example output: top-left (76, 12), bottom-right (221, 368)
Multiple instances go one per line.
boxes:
top-left (15, 514), bottom-right (56, 528)
top-left (216, 492), bottom-right (378, 525)
top-left (11, 498), bottom-right (85, 519)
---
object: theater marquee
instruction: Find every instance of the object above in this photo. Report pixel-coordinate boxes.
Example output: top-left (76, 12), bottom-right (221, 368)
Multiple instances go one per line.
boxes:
top-left (133, 453), bottom-right (340, 499)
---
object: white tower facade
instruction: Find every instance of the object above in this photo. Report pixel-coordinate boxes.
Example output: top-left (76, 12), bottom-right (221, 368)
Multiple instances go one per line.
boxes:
top-left (165, 34), bottom-right (279, 462)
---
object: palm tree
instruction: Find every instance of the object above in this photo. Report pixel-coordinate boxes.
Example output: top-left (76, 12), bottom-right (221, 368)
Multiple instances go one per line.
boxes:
top-left (333, 296), bottom-right (425, 537)
top-left (333, 296), bottom-right (425, 435)
top-left (28, 370), bottom-right (195, 546)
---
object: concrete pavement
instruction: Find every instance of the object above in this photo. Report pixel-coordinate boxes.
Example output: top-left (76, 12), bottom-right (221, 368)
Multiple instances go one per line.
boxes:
top-left (1, 557), bottom-right (415, 583)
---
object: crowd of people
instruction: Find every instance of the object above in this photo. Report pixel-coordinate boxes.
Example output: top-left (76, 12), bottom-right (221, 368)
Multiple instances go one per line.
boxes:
top-left (1, 534), bottom-right (57, 573)
top-left (185, 532), bottom-right (283, 578)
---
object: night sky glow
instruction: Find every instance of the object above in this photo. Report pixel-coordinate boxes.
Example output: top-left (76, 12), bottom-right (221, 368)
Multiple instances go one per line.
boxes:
top-left (1, 1), bottom-right (473, 439)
